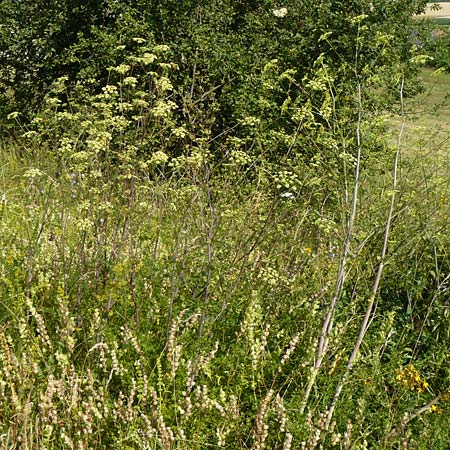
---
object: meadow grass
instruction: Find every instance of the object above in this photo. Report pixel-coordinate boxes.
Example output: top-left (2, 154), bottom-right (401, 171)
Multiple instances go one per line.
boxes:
top-left (391, 68), bottom-right (450, 156)
top-left (1, 69), bottom-right (449, 449)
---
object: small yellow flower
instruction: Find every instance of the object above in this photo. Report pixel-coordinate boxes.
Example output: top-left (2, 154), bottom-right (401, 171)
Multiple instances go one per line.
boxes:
top-left (430, 405), bottom-right (442, 414)
top-left (395, 366), bottom-right (429, 393)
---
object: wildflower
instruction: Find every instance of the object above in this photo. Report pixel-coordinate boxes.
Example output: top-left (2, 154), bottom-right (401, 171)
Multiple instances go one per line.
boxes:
top-left (279, 333), bottom-right (300, 371)
top-left (430, 404), bottom-right (441, 414)
top-left (283, 433), bottom-right (293, 450)
top-left (111, 64), bottom-right (131, 74)
top-left (122, 76), bottom-right (138, 87)
top-left (395, 365), bottom-right (429, 393)
top-left (23, 168), bottom-right (44, 180)
top-left (151, 150), bottom-right (169, 165)
top-left (154, 44), bottom-right (170, 53)
top-left (273, 7), bottom-right (288, 17)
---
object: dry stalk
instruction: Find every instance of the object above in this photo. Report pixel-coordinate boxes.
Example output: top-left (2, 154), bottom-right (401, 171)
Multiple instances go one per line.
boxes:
top-left (386, 393), bottom-right (442, 441)
top-left (301, 45), bottom-right (363, 414)
top-left (325, 77), bottom-right (405, 429)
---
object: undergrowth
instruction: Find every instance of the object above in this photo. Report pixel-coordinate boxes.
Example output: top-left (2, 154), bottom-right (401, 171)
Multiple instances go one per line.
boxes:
top-left (0, 29), bottom-right (449, 450)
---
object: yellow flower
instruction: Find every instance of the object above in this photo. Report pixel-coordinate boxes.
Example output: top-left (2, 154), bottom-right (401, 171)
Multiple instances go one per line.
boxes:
top-left (430, 405), bottom-right (442, 414)
top-left (395, 366), bottom-right (429, 393)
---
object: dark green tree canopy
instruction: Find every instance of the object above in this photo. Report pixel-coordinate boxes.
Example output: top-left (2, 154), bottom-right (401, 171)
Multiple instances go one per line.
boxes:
top-left (0, 0), bottom-right (427, 133)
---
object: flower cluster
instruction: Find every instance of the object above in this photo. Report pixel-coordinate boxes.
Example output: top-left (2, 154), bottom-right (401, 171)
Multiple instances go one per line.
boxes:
top-left (395, 366), bottom-right (429, 393)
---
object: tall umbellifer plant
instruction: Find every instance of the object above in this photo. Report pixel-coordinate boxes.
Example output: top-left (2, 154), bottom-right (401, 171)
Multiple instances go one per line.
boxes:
top-left (20, 40), bottom-right (190, 184)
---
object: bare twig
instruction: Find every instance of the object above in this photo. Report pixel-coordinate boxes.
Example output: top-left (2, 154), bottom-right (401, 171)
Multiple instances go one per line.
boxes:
top-left (325, 76), bottom-right (405, 429)
top-left (386, 393), bottom-right (442, 440)
top-left (301, 67), bottom-right (363, 415)
top-left (198, 168), bottom-right (215, 339)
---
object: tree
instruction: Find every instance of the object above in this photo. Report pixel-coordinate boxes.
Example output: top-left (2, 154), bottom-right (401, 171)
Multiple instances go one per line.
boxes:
top-left (1, 0), bottom-right (428, 145)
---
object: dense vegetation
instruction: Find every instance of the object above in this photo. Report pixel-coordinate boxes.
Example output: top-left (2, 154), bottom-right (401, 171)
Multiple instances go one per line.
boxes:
top-left (1, 1), bottom-right (449, 449)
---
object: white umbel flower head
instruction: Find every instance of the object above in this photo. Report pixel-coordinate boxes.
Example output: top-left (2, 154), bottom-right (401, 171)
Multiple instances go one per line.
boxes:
top-left (273, 7), bottom-right (288, 17)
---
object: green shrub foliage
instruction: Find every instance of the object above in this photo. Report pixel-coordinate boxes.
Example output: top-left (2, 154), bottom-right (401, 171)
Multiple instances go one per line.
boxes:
top-left (1, 1), bottom-right (427, 138)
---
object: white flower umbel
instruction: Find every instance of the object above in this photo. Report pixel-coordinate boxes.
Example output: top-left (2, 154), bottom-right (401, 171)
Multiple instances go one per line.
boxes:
top-left (273, 7), bottom-right (288, 17)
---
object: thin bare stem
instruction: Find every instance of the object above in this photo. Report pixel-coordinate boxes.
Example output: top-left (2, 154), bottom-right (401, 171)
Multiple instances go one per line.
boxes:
top-left (198, 169), bottom-right (215, 339)
top-left (386, 393), bottom-right (442, 441)
top-left (301, 73), bottom-right (363, 415)
top-left (128, 177), bottom-right (139, 325)
top-left (325, 76), bottom-right (405, 429)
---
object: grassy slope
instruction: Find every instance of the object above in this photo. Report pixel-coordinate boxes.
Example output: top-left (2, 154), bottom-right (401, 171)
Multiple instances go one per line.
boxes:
top-left (392, 68), bottom-right (450, 160)
top-left (404, 68), bottom-right (450, 130)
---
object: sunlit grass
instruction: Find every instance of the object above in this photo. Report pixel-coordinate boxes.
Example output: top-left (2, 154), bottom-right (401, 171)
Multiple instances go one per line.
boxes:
top-left (390, 68), bottom-right (450, 162)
